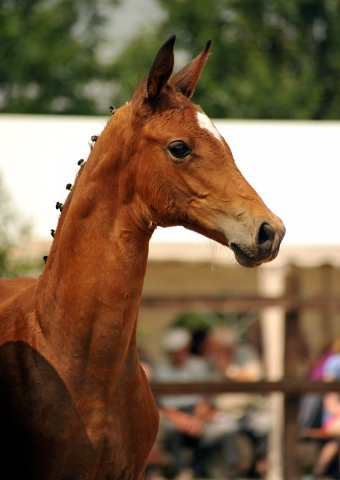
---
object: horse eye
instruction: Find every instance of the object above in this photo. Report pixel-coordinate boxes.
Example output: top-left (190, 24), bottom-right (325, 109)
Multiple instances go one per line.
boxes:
top-left (168, 141), bottom-right (191, 160)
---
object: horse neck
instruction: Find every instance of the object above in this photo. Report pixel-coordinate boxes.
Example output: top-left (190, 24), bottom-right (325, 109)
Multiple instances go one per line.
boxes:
top-left (36, 110), bottom-right (151, 388)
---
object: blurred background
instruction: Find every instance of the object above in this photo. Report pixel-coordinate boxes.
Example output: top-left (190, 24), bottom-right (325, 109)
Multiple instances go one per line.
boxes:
top-left (0, 1), bottom-right (340, 479)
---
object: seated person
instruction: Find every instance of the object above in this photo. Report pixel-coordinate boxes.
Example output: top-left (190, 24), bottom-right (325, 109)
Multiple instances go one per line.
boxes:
top-left (203, 325), bottom-right (270, 478)
top-left (312, 345), bottom-right (340, 478)
top-left (154, 328), bottom-right (241, 480)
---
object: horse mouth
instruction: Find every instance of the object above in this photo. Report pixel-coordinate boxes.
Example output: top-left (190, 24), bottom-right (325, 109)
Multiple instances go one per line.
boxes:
top-left (230, 244), bottom-right (261, 268)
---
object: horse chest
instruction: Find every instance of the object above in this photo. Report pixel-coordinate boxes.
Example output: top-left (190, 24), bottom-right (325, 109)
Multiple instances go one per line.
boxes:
top-left (84, 382), bottom-right (159, 462)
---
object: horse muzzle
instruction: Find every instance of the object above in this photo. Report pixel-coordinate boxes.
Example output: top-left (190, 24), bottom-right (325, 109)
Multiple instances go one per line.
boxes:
top-left (229, 219), bottom-right (286, 268)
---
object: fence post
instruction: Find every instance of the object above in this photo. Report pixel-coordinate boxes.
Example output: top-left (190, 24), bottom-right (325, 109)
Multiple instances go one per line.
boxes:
top-left (283, 264), bottom-right (303, 480)
top-left (258, 265), bottom-right (286, 480)
top-left (320, 263), bottom-right (334, 342)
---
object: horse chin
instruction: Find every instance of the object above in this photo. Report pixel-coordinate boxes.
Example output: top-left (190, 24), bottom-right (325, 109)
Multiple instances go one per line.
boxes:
top-left (230, 244), bottom-right (261, 268)
top-left (230, 242), bottom-right (281, 268)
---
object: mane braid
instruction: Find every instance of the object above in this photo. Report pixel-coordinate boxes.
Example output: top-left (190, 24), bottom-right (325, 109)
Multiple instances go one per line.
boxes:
top-left (45, 160), bottom-right (88, 257)
top-left (48, 121), bottom-right (110, 259)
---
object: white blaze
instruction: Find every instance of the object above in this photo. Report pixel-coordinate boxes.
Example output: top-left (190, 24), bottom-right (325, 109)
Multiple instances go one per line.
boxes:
top-left (196, 111), bottom-right (223, 143)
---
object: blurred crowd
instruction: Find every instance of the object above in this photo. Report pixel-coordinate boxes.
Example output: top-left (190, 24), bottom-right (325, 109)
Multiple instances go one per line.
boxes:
top-left (140, 324), bottom-right (340, 480)
top-left (139, 323), bottom-right (269, 480)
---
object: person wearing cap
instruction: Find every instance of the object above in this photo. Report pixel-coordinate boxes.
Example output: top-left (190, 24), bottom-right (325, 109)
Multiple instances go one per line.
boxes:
top-left (154, 328), bottom-right (240, 480)
top-left (203, 325), bottom-right (269, 478)
top-left (154, 328), bottom-right (209, 479)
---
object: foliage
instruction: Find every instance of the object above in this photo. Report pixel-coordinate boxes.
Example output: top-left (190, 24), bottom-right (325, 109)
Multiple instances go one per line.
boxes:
top-left (2, 0), bottom-right (339, 118)
top-left (0, 0), bottom-right (118, 115)
top-left (110, 0), bottom-right (340, 119)
top-left (0, 173), bottom-right (42, 277)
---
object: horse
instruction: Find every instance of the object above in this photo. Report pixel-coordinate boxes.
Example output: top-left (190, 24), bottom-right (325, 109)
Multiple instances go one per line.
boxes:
top-left (0, 36), bottom-right (285, 480)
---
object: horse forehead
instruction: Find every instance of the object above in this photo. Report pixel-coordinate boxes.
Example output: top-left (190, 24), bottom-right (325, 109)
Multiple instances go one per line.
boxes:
top-left (196, 111), bottom-right (223, 143)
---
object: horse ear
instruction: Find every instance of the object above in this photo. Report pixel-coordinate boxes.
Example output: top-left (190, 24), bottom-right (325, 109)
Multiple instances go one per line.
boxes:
top-left (170, 39), bottom-right (211, 99)
top-left (146, 35), bottom-right (176, 101)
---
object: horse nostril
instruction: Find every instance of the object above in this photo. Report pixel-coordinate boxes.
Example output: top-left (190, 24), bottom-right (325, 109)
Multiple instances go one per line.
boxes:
top-left (257, 222), bottom-right (275, 247)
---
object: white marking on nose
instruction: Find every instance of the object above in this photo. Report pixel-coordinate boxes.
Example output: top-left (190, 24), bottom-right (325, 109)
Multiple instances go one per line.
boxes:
top-left (196, 111), bottom-right (223, 143)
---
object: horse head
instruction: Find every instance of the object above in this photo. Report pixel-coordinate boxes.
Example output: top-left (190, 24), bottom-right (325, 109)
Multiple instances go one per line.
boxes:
top-left (97, 35), bottom-right (285, 267)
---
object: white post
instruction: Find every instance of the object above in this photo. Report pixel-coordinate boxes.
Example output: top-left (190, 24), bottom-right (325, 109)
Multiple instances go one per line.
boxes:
top-left (258, 265), bottom-right (287, 480)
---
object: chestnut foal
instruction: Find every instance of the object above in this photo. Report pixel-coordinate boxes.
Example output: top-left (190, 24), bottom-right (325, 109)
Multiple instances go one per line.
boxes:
top-left (0, 36), bottom-right (285, 480)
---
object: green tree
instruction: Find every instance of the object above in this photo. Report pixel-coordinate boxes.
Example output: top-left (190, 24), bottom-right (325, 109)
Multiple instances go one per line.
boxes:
top-left (0, 173), bottom-right (42, 277)
top-left (110, 0), bottom-right (340, 119)
top-left (0, 0), bottom-right (118, 114)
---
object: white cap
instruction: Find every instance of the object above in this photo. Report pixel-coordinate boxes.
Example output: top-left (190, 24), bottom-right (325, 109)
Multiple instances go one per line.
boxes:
top-left (162, 328), bottom-right (191, 352)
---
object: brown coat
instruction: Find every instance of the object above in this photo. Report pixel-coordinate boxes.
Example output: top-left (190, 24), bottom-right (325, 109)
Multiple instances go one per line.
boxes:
top-left (0, 36), bottom-right (284, 480)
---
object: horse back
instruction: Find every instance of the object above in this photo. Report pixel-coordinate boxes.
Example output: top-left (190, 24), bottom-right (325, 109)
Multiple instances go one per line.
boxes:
top-left (0, 277), bottom-right (37, 307)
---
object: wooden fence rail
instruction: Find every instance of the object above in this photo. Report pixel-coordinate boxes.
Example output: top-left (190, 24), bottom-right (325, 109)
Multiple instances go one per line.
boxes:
top-left (141, 294), bottom-right (340, 311)
top-left (150, 380), bottom-right (340, 396)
